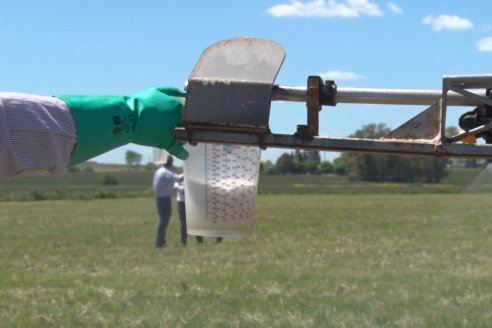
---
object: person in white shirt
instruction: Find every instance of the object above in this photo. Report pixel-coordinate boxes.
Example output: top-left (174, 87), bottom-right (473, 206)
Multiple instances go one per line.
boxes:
top-left (153, 155), bottom-right (183, 248)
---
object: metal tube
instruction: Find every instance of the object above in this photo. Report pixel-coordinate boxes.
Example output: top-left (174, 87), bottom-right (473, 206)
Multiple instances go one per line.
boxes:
top-left (444, 74), bottom-right (492, 89)
top-left (272, 86), bottom-right (486, 106)
top-left (448, 87), bottom-right (492, 107)
top-left (447, 121), bottom-right (492, 142)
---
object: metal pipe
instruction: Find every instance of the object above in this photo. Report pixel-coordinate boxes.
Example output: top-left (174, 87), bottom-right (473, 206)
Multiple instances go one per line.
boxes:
top-left (448, 86), bottom-right (492, 107)
top-left (272, 86), bottom-right (486, 106)
top-left (444, 74), bottom-right (492, 89)
top-left (447, 121), bottom-right (492, 142)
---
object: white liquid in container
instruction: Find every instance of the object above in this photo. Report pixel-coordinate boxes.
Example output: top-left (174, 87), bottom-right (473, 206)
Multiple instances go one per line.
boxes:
top-left (184, 144), bottom-right (261, 237)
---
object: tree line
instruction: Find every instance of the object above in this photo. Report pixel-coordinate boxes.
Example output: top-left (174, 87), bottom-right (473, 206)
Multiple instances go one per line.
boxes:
top-left (122, 123), bottom-right (486, 183)
top-left (260, 123), bottom-right (487, 183)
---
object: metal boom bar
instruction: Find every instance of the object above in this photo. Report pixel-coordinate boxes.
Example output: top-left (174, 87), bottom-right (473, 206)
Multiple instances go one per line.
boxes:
top-left (272, 86), bottom-right (486, 106)
top-left (174, 128), bottom-right (492, 159)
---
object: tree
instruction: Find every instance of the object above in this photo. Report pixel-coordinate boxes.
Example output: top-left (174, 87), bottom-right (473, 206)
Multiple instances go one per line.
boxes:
top-left (445, 126), bottom-right (459, 138)
top-left (347, 123), bottom-right (448, 182)
top-left (333, 155), bottom-right (349, 175)
top-left (303, 159), bottom-right (319, 175)
top-left (292, 159), bottom-right (304, 174)
top-left (305, 150), bottom-right (321, 164)
top-left (318, 161), bottom-right (334, 174)
top-left (419, 158), bottom-right (448, 183)
top-left (125, 150), bottom-right (142, 168)
top-left (275, 152), bottom-right (295, 174)
top-left (294, 149), bottom-right (304, 161)
top-left (260, 160), bottom-right (276, 175)
top-left (102, 174), bottom-right (119, 186)
top-left (348, 123), bottom-right (394, 181)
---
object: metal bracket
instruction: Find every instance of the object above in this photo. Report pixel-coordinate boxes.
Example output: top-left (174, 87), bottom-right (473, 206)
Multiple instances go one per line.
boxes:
top-left (296, 76), bottom-right (323, 140)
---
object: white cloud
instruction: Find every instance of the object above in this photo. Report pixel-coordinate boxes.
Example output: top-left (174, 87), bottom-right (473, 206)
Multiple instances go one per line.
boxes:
top-left (422, 14), bottom-right (473, 32)
top-left (476, 37), bottom-right (492, 52)
top-left (320, 71), bottom-right (365, 80)
top-left (387, 2), bottom-right (402, 15)
top-left (266, 0), bottom-right (382, 18)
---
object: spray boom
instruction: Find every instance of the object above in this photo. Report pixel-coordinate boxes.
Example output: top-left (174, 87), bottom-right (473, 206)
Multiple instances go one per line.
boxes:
top-left (174, 37), bottom-right (492, 159)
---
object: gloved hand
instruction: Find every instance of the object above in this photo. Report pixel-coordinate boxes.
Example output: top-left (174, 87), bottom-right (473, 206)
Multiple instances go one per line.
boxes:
top-left (59, 86), bottom-right (188, 166)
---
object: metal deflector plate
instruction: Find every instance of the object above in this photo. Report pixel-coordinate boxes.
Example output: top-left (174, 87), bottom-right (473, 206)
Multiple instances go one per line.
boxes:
top-left (184, 37), bottom-right (286, 132)
top-left (384, 101), bottom-right (442, 140)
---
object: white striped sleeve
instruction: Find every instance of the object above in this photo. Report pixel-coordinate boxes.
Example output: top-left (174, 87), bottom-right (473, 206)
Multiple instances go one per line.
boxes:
top-left (0, 92), bottom-right (77, 177)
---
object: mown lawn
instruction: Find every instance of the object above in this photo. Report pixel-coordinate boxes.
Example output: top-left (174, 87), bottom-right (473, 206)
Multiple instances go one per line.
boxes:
top-left (1, 193), bottom-right (492, 327)
top-left (0, 167), bottom-right (487, 201)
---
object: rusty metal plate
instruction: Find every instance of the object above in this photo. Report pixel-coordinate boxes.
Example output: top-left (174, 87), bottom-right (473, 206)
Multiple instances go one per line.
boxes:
top-left (184, 37), bottom-right (285, 132)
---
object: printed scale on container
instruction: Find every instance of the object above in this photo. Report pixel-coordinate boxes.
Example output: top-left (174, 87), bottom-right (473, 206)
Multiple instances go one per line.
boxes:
top-left (175, 37), bottom-right (492, 159)
top-left (205, 144), bottom-right (259, 223)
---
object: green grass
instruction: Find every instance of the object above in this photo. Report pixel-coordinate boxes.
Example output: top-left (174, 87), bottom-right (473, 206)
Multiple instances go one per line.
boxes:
top-left (1, 194), bottom-right (492, 327)
top-left (1, 167), bottom-right (488, 201)
top-left (258, 168), bottom-right (487, 195)
top-left (0, 171), bottom-right (155, 201)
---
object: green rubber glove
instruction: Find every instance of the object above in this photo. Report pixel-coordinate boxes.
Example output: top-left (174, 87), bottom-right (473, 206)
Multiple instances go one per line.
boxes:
top-left (59, 86), bottom-right (188, 166)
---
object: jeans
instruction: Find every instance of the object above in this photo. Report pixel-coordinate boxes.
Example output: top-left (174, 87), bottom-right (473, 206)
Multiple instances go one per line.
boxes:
top-left (155, 196), bottom-right (171, 248)
top-left (177, 201), bottom-right (188, 245)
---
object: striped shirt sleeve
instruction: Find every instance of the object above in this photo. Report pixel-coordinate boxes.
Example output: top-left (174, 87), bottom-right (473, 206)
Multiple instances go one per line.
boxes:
top-left (0, 92), bottom-right (77, 177)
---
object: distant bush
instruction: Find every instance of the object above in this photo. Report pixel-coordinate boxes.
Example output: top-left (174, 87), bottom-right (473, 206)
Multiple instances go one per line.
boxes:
top-left (318, 161), bottom-right (334, 174)
top-left (102, 174), bottom-right (119, 186)
top-left (145, 163), bottom-right (157, 171)
top-left (67, 166), bottom-right (81, 173)
top-left (83, 166), bottom-right (95, 173)
top-left (93, 189), bottom-right (116, 199)
top-left (31, 189), bottom-right (47, 201)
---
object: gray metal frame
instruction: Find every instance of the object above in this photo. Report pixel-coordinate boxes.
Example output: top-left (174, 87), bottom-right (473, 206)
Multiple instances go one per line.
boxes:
top-left (176, 37), bottom-right (492, 159)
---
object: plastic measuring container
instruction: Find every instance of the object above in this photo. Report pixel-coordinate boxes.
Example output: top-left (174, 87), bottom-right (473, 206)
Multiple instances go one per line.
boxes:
top-left (183, 143), bottom-right (261, 237)
top-left (152, 147), bottom-right (169, 164)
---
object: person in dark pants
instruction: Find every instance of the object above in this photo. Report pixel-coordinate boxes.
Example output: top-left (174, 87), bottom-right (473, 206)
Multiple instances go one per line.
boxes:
top-left (174, 180), bottom-right (188, 246)
top-left (174, 180), bottom-right (223, 246)
top-left (153, 155), bottom-right (182, 248)
top-left (173, 181), bottom-right (222, 246)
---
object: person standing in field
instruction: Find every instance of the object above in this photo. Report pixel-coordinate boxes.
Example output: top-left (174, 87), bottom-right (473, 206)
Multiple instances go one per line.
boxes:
top-left (153, 155), bottom-right (183, 248)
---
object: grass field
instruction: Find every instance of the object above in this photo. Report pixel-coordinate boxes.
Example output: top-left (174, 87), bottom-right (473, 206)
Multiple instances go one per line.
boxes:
top-left (0, 167), bottom-right (489, 201)
top-left (1, 190), bottom-right (492, 327)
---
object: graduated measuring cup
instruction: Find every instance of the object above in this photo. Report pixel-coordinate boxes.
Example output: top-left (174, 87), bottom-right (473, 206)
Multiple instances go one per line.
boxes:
top-left (183, 143), bottom-right (261, 237)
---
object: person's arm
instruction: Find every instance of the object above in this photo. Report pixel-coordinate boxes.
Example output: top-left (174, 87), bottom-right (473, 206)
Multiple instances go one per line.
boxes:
top-left (174, 173), bottom-right (184, 183)
top-left (0, 87), bottom-right (188, 178)
top-left (60, 87), bottom-right (188, 166)
top-left (0, 93), bottom-right (76, 177)
top-left (175, 183), bottom-right (185, 192)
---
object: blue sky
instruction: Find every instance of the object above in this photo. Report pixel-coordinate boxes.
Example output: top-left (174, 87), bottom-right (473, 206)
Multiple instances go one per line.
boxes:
top-left (1, 1), bottom-right (491, 164)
